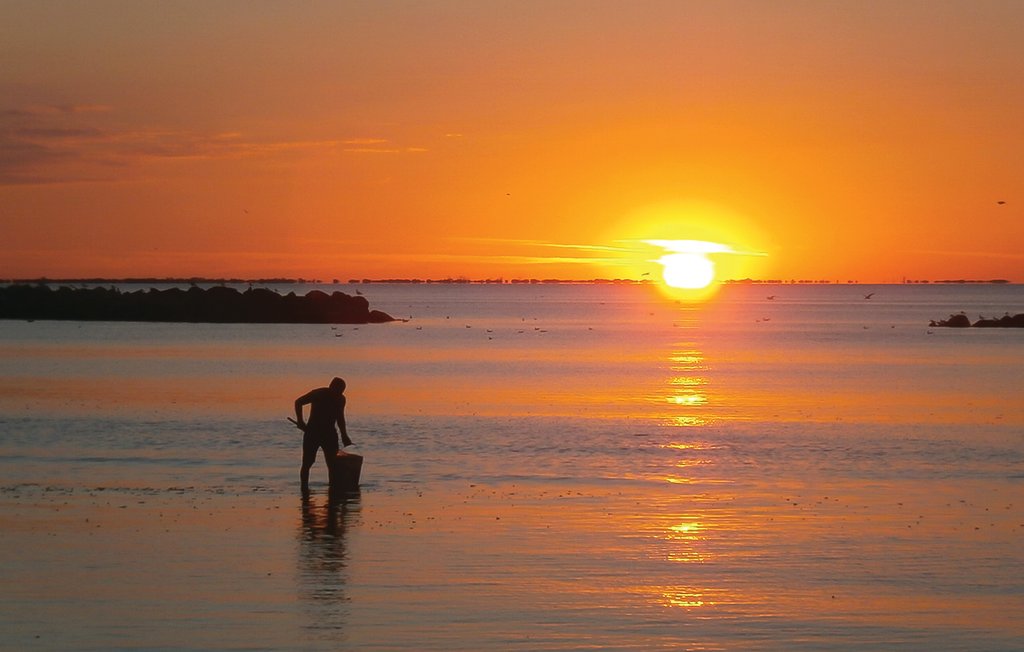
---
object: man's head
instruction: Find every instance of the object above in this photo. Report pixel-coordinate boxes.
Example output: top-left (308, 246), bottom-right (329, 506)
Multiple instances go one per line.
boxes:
top-left (329, 377), bottom-right (346, 393)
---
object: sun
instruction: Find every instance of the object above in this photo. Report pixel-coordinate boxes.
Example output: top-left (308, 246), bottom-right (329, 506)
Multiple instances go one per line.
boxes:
top-left (659, 252), bottom-right (715, 289)
top-left (645, 240), bottom-right (732, 291)
top-left (635, 238), bottom-right (765, 298)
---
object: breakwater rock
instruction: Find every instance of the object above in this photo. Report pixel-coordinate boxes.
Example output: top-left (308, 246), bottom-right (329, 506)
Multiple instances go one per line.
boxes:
top-left (929, 312), bottom-right (1024, 328)
top-left (0, 284), bottom-right (396, 324)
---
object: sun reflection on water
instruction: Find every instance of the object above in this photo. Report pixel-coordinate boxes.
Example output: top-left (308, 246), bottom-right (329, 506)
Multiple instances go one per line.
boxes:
top-left (665, 517), bottom-right (711, 563)
top-left (669, 376), bottom-right (705, 387)
top-left (659, 587), bottom-right (711, 609)
top-left (660, 440), bottom-right (717, 485)
top-left (668, 394), bottom-right (707, 406)
top-left (662, 342), bottom-right (714, 426)
top-left (669, 521), bottom-right (702, 535)
top-left (666, 416), bottom-right (710, 427)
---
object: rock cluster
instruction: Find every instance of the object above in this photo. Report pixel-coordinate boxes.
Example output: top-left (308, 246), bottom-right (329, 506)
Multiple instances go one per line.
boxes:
top-left (929, 313), bottom-right (1024, 328)
top-left (0, 284), bottom-right (395, 324)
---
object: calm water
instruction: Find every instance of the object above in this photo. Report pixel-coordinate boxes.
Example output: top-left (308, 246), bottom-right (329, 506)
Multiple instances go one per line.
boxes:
top-left (1, 283), bottom-right (1022, 650)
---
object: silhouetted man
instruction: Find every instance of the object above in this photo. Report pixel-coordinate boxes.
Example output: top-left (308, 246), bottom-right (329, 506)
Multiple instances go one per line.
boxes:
top-left (294, 377), bottom-right (352, 491)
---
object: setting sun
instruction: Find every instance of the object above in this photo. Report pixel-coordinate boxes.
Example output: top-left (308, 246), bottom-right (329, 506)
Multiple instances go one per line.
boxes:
top-left (659, 253), bottom-right (715, 289)
top-left (644, 239), bottom-right (754, 293)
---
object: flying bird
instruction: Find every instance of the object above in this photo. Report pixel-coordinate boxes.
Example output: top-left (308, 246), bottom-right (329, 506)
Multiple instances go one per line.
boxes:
top-left (996, 200), bottom-right (1006, 205)
top-left (864, 292), bottom-right (875, 300)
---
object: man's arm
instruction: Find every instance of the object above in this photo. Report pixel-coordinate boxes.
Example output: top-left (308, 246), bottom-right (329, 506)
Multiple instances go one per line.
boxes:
top-left (294, 392), bottom-right (314, 431)
top-left (337, 395), bottom-right (353, 447)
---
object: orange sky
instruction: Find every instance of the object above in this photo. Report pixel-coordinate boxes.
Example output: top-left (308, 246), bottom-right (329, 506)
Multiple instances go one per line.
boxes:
top-left (2, 2), bottom-right (1022, 282)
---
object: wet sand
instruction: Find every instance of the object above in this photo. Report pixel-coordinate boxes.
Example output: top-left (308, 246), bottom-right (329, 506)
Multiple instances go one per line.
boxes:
top-left (4, 456), bottom-right (1022, 651)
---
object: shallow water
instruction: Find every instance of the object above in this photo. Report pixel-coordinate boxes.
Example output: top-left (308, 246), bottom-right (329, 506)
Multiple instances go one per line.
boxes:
top-left (1, 283), bottom-right (1022, 650)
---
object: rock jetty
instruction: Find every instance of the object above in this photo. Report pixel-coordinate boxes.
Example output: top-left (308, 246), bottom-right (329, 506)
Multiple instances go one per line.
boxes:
top-left (0, 284), bottom-right (396, 324)
top-left (929, 312), bottom-right (1024, 328)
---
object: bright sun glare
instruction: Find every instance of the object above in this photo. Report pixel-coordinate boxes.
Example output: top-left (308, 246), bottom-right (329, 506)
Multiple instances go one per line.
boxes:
top-left (645, 239), bottom-right (738, 290)
top-left (659, 253), bottom-right (715, 289)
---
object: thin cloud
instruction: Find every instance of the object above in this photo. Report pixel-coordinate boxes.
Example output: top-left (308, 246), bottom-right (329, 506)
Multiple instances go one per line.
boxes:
top-left (342, 145), bottom-right (428, 154)
top-left (58, 104), bottom-right (113, 114)
top-left (459, 237), bottom-right (636, 255)
top-left (292, 237), bottom-right (630, 268)
top-left (323, 251), bottom-right (627, 267)
top-left (1, 104), bottom-right (113, 118)
top-left (1, 103), bottom-right (429, 183)
top-left (343, 147), bottom-right (402, 154)
top-left (901, 249), bottom-right (1024, 260)
top-left (120, 132), bottom-right (347, 160)
top-left (14, 127), bottom-right (106, 139)
top-left (338, 238), bottom-right (647, 269)
top-left (642, 239), bottom-right (767, 257)
top-left (0, 135), bottom-right (81, 184)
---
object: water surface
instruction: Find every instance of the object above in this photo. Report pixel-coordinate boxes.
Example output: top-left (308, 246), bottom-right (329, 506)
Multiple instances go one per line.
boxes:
top-left (1, 283), bottom-right (1021, 650)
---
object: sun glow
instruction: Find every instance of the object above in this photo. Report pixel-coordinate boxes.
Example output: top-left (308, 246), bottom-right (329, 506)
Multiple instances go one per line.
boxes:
top-left (644, 239), bottom-right (743, 293)
top-left (609, 201), bottom-right (770, 293)
top-left (659, 253), bottom-right (715, 289)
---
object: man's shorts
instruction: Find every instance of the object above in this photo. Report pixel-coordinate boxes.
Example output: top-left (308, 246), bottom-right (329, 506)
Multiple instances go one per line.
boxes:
top-left (303, 429), bottom-right (339, 459)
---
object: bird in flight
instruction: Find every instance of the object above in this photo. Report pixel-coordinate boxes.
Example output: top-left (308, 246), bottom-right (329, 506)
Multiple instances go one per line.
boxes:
top-left (864, 292), bottom-right (875, 299)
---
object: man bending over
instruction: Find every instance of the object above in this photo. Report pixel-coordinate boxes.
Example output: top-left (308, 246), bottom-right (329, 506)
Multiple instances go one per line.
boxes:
top-left (294, 377), bottom-right (352, 491)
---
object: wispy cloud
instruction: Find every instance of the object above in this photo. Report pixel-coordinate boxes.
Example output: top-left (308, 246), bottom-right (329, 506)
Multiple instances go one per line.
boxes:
top-left (1, 104), bottom-right (113, 118)
top-left (538, 242), bottom-right (636, 254)
top-left (425, 237), bottom-right (768, 272)
top-left (642, 239), bottom-right (767, 256)
top-left (459, 237), bottom-right (637, 255)
top-left (900, 249), bottom-right (1024, 260)
top-left (312, 250), bottom-right (628, 267)
top-left (291, 236), bottom-right (634, 268)
top-left (342, 146), bottom-right (428, 154)
top-left (14, 126), bottom-right (106, 139)
top-left (115, 130), bottom-right (348, 161)
top-left (340, 138), bottom-right (428, 154)
top-left (0, 104), bottom-right (426, 184)
top-left (0, 137), bottom-right (81, 184)
top-left (342, 147), bottom-right (401, 154)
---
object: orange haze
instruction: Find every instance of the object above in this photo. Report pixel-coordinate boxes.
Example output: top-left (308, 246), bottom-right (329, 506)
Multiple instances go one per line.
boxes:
top-left (2, 3), bottom-right (1022, 282)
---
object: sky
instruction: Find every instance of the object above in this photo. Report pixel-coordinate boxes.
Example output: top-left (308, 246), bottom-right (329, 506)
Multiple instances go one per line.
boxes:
top-left (2, 1), bottom-right (1022, 282)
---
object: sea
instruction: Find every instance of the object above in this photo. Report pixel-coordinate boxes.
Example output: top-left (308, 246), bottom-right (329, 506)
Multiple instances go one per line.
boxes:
top-left (1, 282), bottom-right (1021, 651)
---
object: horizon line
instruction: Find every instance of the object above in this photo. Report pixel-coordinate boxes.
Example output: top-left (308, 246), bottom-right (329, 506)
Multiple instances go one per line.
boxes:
top-left (2, 276), bottom-right (1015, 286)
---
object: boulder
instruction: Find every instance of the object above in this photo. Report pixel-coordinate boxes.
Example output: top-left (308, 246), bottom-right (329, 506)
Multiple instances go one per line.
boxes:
top-left (0, 284), bottom-right (395, 324)
top-left (929, 312), bottom-right (1024, 328)
top-left (930, 313), bottom-right (971, 328)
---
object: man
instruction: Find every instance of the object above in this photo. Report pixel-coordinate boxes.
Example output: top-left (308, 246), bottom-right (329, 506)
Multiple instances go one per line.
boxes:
top-left (294, 377), bottom-right (353, 491)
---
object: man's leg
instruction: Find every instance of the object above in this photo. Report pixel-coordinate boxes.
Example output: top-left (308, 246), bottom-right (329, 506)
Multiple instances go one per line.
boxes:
top-left (300, 434), bottom-right (319, 491)
top-left (322, 431), bottom-right (340, 459)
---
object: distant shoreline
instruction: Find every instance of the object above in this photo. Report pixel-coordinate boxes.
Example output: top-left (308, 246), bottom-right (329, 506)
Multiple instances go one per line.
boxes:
top-left (1, 277), bottom-right (1014, 286)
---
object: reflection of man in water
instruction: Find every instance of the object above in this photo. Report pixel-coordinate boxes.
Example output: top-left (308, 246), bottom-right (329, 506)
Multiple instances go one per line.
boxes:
top-left (297, 493), bottom-right (359, 627)
top-left (294, 377), bottom-right (352, 491)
